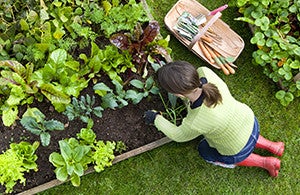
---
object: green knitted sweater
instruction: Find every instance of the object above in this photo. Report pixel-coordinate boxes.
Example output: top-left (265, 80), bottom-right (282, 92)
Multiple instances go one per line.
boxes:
top-left (154, 66), bottom-right (254, 155)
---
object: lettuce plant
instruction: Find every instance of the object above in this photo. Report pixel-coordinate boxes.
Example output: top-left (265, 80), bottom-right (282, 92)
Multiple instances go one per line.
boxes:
top-left (0, 141), bottom-right (39, 193)
top-left (49, 138), bottom-right (92, 187)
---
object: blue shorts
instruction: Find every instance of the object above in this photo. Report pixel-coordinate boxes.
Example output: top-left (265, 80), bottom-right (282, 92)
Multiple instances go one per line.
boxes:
top-left (198, 117), bottom-right (260, 164)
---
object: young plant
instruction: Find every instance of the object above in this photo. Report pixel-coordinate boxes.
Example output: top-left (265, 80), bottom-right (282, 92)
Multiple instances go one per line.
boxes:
top-left (49, 138), bottom-right (92, 187)
top-left (20, 107), bottom-right (65, 146)
top-left (0, 60), bottom-right (39, 126)
top-left (0, 141), bottom-right (39, 193)
top-left (49, 122), bottom-right (126, 187)
top-left (63, 94), bottom-right (104, 123)
top-left (76, 125), bottom-right (126, 172)
top-left (84, 0), bottom-right (149, 37)
top-left (79, 43), bottom-right (135, 83)
top-left (93, 80), bottom-right (129, 109)
top-left (110, 21), bottom-right (171, 76)
top-left (158, 92), bottom-right (187, 125)
top-left (30, 48), bottom-right (89, 112)
top-left (125, 76), bottom-right (160, 104)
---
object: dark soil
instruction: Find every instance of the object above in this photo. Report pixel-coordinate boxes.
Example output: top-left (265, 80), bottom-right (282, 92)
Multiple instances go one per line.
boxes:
top-left (0, 78), bottom-right (166, 194)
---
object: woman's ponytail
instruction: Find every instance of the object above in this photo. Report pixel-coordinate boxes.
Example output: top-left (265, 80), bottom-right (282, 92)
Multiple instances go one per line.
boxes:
top-left (201, 82), bottom-right (222, 107)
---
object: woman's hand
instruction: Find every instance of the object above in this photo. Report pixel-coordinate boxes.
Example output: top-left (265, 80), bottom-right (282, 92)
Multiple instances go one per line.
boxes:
top-left (144, 110), bottom-right (161, 125)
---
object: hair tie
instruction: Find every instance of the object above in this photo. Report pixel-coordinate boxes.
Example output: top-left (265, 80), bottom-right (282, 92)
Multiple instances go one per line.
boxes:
top-left (199, 77), bottom-right (207, 88)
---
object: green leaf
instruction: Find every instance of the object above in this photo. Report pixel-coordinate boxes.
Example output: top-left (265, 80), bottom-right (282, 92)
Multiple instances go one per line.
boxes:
top-left (2, 105), bottom-right (18, 127)
top-left (73, 146), bottom-right (86, 162)
top-left (20, 116), bottom-right (42, 135)
top-left (49, 49), bottom-right (67, 65)
top-left (40, 83), bottom-right (71, 112)
top-left (275, 90), bottom-right (286, 99)
top-left (59, 140), bottom-right (72, 161)
top-left (102, 1), bottom-right (112, 14)
top-left (73, 163), bottom-right (84, 176)
top-left (55, 166), bottom-right (68, 181)
top-left (49, 153), bottom-right (65, 167)
top-left (70, 174), bottom-right (81, 187)
top-left (40, 9), bottom-right (50, 21)
top-left (130, 79), bottom-right (144, 89)
top-left (19, 19), bottom-right (29, 31)
top-left (0, 60), bottom-right (26, 76)
top-left (93, 82), bottom-right (112, 97)
top-left (93, 106), bottom-right (104, 118)
top-left (40, 132), bottom-right (51, 146)
top-left (44, 120), bottom-right (65, 131)
top-left (22, 107), bottom-right (45, 122)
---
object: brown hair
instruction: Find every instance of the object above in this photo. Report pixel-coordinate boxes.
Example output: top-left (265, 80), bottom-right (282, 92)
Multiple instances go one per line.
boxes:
top-left (157, 61), bottom-right (222, 107)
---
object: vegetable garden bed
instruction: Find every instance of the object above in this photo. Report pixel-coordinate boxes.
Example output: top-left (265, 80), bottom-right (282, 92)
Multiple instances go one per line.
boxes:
top-left (0, 0), bottom-right (176, 194)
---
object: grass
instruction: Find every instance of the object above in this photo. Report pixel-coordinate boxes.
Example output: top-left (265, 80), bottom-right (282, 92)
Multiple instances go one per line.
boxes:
top-left (39, 0), bottom-right (300, 194)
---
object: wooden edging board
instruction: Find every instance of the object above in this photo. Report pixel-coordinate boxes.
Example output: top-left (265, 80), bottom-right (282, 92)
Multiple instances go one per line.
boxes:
top-left (18, 137), bottom-right (172, 195)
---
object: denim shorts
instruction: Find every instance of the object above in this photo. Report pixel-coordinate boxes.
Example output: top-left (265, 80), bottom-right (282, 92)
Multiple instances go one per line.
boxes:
top-left (198, 117), bottom-right (260, 164)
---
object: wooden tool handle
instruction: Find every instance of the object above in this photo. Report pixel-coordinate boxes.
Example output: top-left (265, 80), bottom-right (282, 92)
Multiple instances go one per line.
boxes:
top-left (198, 40), bottom-right (215, 64)
top-left (203, 44), bottom-right (230, 75)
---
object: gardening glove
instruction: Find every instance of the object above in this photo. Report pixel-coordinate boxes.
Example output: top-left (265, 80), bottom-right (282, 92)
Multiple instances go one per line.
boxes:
top-left (144, 110), bottom-right (161, 125)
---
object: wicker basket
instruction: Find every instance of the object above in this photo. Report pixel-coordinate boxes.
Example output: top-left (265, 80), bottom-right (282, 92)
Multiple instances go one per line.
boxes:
top-left (164, 0), bottom-right (244, 69)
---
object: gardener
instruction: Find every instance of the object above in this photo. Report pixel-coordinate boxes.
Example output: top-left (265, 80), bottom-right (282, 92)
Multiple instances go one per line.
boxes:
top-left (144, 61), bottom-right (284, 177)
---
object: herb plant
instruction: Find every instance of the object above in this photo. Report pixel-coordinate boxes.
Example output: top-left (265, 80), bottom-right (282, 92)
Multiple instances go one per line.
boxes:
top-left (20, 107), bottom-right (65, 146)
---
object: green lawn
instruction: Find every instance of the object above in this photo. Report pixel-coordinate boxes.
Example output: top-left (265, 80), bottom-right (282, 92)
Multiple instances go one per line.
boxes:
top-left (39, 0), bottom-right (300, 194)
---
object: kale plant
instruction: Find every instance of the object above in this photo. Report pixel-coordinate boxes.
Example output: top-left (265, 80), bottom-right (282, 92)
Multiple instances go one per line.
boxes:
top-left (20, 107), bottom-right (65, 146)
top-left (63, 94), bottom-right (104, 123)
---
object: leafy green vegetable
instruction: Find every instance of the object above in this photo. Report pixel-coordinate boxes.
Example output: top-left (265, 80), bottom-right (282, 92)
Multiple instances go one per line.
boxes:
top-left (0, 60), bottom-right (38, 126)
top-left (0, 141), bottom-right (39, 193)
top-left (50, 124), bottom-right (126, 187)
top-left (126, 76), bottom-right (159, 104)
top-left (85, 0), bottom-right (149, 37)
top-left (92, 141), bottom-right (116, 172)
top-left (63, 94), bottom-right (104, 123)
top-left (20, 107), bottom-right (65, 146)
top-left (49, 138), bottom-right (92, 187)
